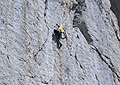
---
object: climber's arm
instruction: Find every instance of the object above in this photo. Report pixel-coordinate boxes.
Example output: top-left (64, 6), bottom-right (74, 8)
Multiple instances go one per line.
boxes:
top-left (61, 32), bottom-right (67, 40)
top-left (63, 32), bottom-right (67, 38)
top-left (56, 24), bottom-right (60, 27)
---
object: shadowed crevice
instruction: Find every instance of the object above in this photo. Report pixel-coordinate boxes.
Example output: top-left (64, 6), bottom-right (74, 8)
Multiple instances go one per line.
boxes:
top-left (90, 45), bottom-right (120, 81)
top-left (72, 0), bottom-right (93, 44)
top-left (109, 0), bottom-right (120, 28)
top-left (73, 21), bottom-right (93, 44)
top-left (109, 0), bottom-right (120, 42)
top-left (95, 74), bottom-right (100, 85)
top-left (115, 30), bottom-right (120, 42)
top-left (33, 38), bottom-right (47, 64)
top-left (75, 54), bottom-right (83, 69)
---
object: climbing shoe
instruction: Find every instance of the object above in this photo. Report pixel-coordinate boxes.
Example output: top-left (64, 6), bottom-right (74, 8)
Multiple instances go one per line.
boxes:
top-left (59, 43), bottom-right (62, 49)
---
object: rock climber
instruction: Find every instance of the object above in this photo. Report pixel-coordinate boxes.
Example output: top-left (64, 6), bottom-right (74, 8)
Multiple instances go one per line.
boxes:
top-left (54, 24), bottom-right (67, 49)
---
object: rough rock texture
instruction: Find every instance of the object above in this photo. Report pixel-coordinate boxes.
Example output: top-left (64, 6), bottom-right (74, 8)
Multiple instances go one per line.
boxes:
top-left (0, 0), bottom-right (120, 85)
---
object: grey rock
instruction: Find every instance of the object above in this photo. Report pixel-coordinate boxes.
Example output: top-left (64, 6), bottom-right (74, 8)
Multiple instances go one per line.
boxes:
top-left (0, 0), bottom-right (120, 85)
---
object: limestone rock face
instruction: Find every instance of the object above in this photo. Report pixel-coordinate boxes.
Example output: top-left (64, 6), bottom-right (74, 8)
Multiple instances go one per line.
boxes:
top-left (0, 0), bottom-right (120, 85)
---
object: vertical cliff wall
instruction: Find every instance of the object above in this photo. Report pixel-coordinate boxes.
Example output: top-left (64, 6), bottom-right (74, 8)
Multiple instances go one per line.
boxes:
top-left (0, 0), bottom-right (120, 85)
